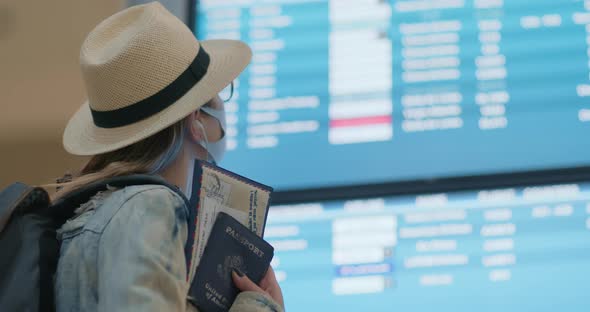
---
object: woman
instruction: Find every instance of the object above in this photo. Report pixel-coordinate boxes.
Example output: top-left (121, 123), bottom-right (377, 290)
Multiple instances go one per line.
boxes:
top-left (53, 2), bottom-right (284, 311)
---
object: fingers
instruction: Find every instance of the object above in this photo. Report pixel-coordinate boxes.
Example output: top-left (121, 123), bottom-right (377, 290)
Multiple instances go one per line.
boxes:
top-left (264, 267), bottom-right (285, 309)
top-left (233, 267), bottom-right (285, 310)
top-left (232, 269), bottom-right (264, 293)
top-left (259, 267), bottom-right (277, 289)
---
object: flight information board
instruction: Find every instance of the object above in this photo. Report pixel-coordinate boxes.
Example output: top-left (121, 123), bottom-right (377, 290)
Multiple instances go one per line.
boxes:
top-left (265, 181), bottom-right (590, 311)
top-left (194, 0), bottom-right (590, 191)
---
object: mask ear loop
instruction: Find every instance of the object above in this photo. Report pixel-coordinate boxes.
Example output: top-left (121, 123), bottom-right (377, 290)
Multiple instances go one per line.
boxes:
top-left (223, 81), bottom-right (235, 103)
top-left (195, 118), bottom-right (210, 163)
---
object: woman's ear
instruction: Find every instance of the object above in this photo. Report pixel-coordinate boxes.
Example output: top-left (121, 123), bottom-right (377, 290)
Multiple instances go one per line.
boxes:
top-left (187, 111), bottom-right (205, 142)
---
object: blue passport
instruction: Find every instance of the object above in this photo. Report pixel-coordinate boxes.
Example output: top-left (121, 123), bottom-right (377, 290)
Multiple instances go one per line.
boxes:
top-left (188, 212), bottom-right (274, 311)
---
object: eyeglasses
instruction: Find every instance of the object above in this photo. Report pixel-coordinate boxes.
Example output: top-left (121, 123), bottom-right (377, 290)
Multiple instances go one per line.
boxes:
top-left (220, 81), bottom-right (234, 102)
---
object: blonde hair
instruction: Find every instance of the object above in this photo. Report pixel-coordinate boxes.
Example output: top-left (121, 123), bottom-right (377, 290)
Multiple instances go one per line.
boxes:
top-left (52, 119), bottom-right (187, 201)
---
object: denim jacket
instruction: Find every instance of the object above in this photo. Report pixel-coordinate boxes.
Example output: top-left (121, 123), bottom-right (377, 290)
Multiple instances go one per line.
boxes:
top-left (54, 184), bottom-right (282, 312)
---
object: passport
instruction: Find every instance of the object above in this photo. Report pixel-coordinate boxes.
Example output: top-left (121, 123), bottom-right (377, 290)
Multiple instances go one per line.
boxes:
top-left (188, 212), bottom-right (274, 312)
top-left (186, 161), bottom-right (273, 283)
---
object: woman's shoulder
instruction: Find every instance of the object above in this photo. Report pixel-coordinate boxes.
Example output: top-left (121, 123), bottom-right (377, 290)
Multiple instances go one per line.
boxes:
top-left (84, 184), bottom-right (189, 235)
top-left (112, 184), bottom-right (189, 220)
top-left (118, 184), bottom-right (187, 207)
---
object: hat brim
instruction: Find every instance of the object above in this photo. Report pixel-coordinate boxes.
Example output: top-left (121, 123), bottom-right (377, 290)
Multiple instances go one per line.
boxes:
top-left (63, 39), bottom-right (251, 156)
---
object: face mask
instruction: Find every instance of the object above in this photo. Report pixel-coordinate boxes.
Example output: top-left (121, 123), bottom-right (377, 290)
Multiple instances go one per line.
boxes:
top-left (196, 105), bottom-right (227, 164)
top-left (185, 105), bottom-right (227, 199)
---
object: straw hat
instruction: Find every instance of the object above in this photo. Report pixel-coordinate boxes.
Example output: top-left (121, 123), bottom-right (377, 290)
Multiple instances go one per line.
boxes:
top-left (63, 2), bottom-right (251, 156)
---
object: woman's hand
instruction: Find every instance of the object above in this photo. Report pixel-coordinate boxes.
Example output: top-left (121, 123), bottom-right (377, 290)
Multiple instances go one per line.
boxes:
top-left (232, 267), bottom-right (284, 310)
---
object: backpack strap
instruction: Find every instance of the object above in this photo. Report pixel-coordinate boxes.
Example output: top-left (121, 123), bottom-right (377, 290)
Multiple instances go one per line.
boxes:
top-left (0, 183), bottom-right (50, 232)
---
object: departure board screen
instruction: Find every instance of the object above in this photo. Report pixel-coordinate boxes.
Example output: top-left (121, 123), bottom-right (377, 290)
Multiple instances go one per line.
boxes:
top-left (194, 0), bottom-right (590, 191)
top-left (265, 181), bottom-right (590, 311)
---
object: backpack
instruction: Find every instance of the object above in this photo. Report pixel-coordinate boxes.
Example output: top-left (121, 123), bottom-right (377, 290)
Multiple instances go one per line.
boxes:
top-left (0, 175), bottom-right (190, 312)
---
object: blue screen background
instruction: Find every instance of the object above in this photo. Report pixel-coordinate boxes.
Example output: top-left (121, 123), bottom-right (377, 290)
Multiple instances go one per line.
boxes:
top-left (195, 0), bottom-right (590, 191)
top-left (193, 1), bottom-right (590, 311)
top-left (264, 182), bottom-right (590, 311)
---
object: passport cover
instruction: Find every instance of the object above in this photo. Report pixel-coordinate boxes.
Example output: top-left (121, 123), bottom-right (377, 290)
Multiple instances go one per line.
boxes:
top-left (188, 212), bottom-right (274, 312)
top-left (186, 161), bottom-right (274, 283)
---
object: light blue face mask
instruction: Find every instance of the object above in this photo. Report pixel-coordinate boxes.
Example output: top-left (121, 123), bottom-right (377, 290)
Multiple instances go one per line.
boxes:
top-left (197, 105), bottom-right (227, 164)
top-left (185, 104), bottom-right (228, 199)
